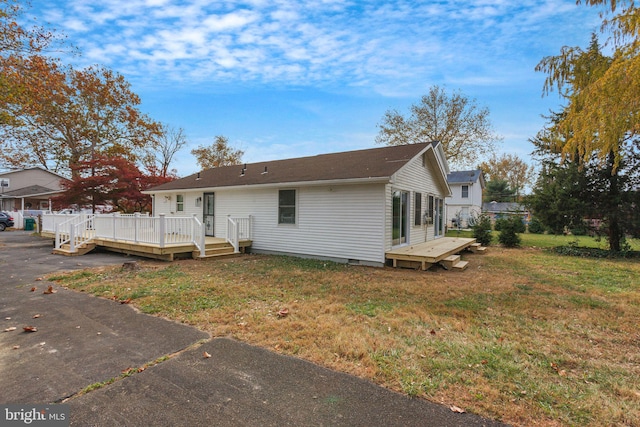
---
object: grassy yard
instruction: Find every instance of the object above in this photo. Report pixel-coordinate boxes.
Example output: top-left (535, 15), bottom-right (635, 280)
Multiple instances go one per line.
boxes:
top-left (48, 244), bottom-right (640, 426)
top-left (447, 229), bottom-right (640, 250)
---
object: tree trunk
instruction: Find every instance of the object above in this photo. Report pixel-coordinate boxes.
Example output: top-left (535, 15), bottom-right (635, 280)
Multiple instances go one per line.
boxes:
top-left (606, 151), bottom-right (622, 252)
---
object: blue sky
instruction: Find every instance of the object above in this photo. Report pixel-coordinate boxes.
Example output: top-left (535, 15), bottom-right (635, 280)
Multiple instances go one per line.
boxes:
top-left (38, 0), bottom-right (603, 176)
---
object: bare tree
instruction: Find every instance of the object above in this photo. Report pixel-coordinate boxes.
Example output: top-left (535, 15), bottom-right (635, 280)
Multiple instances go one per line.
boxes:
top-left (144, 124), bottom-right (187, 177)
top-left (376, 85), bottom-right (500, 168)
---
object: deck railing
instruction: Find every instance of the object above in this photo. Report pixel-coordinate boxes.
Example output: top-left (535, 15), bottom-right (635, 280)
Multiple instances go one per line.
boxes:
top-left (44, 212), bottom-right (204, 255)
top-left (226, 215), bottom-right (252, 253)
top-left (53, 214), bottom-right (95, 250)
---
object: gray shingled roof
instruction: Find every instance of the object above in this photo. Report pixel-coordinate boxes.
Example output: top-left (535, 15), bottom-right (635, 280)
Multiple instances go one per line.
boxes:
top-left (447, 169), bottom-right (482, 184)
top-left (148, 142), bottom-right (437, 192)
top-left (1, 185), bottom-right (61, 197)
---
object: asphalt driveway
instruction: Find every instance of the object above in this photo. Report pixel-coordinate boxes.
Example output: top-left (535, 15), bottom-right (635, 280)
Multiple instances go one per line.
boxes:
top-left (0, 231), bottom-right (507, 426)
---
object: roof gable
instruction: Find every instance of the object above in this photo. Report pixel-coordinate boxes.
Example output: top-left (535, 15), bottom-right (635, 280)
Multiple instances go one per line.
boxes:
top-left (447, 169), bottom-right (484, 185)
top-left (148, 142), bottom-right (436, 192)
top-left (0, 166), bottom-right (69, 181)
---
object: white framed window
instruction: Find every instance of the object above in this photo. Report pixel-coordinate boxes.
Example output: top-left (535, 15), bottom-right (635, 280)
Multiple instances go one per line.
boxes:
top-left (278, 189), bottom-right (296, 224)
top-left (462, 185), bottom-right (469, 198)
top-left (176, 194), bottom-right (184, 212)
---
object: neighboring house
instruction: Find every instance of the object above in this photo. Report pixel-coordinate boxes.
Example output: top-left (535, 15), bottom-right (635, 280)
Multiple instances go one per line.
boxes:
top-left (144, 142), bottom-right (451, 267)
top-left (445, 169), bottom-right (485, 228)
top-left (482, 201), bottom-right (530, 223)
top-left (0, 167), bottom-right (69, 212)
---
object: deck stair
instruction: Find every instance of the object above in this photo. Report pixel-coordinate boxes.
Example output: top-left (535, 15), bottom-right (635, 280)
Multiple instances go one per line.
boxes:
top-left (469, 243), bottom-right (487, 254)
top-left (52, 242), bottom-right (96, 257)
top-left (440, 255), bottom-right (469, 271)
top-left (193, 240), bottom-right (243, 259)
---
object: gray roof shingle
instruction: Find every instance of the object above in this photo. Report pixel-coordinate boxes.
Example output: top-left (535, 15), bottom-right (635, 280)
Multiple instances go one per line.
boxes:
top-left (447, 169), bottom-right (483, 184)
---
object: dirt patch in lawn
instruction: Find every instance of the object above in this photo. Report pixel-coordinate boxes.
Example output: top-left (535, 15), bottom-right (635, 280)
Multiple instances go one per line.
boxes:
top-left (49, 248), bottom-right (640, 426)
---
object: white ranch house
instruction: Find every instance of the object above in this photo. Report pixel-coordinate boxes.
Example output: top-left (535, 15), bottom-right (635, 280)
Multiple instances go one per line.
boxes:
top-left (144, 142), bottom-right (452, 266)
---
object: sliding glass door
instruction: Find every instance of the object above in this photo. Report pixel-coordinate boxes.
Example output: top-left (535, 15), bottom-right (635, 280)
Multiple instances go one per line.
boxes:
top-left (392, 190), bottom-right (409, 246)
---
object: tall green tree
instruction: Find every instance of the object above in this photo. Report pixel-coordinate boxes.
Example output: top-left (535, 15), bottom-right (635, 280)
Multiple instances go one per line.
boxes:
top-left (376, 85), bottom-right (500, 168)
top-left (484, 180), bottom-right (516, 203)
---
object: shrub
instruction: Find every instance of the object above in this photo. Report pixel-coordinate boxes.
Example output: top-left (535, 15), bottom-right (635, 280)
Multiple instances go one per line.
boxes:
top-left (472, 214), bottom-right (493, 246)
top-left (494, 217), bottom-right (507, 231)
top-left (570, 220), bottom-right (588, 236)
top-left (498, 217), bottom-right (521, 247)
top-left (528, 217), bottom-right (544, 234)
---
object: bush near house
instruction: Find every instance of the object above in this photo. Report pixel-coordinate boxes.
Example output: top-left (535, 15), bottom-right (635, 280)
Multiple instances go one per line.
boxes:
top-left (498, 216), bottom-right (522, 247)
top-left (472, 213), bottom-right (493, 246)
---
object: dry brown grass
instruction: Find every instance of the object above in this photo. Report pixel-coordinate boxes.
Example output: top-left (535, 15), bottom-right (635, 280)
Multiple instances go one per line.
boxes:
top-left (49, 248), bottom-right (640, 426)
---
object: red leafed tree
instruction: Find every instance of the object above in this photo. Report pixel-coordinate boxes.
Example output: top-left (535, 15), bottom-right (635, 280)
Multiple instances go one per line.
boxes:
top-left (54, 155), bottom-right (173, 213)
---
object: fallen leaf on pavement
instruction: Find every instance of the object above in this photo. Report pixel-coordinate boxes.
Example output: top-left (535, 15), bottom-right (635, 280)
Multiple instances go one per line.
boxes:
top-left (5, 317), bottom-right (11, 320)
top-left (450, 406), bottom-right (466, 413)
top-left (3, 327), bottom-right (17, 332)
top-left (23, 326), bottom-right (38, 332)
top-left (203, 351), bottom-right (212, 358)
top-left (12, 345), bottom-right (20, 350)
top-left (119, 298), bottom-right (132, 304)
top-left (35, 277), bottom-right (43, 281)
top-left (32, 314), bottom-right (41, 319)
top-left (43, 285), bottom-right (56, 294)
top-left (30, 287), bottom-right (36, 292)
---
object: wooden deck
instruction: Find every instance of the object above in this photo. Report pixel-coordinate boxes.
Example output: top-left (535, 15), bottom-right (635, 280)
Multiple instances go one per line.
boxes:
top-left (385, 237), bottom-right (482, 271)
top-left (48, 234), bottom-right (252, 261)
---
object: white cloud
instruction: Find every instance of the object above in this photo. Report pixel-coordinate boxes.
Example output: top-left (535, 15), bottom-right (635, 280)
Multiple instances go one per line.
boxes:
top-left (39, 0), bottom-right (600, 94)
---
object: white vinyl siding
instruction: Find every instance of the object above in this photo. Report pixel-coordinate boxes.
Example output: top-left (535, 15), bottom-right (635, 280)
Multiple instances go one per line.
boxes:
top-left (445, 181), bottom-right (483, 227)
top-left (386, 149), bottom-right (446, 250)
top-left (157, 183), bottom-right (387, 264)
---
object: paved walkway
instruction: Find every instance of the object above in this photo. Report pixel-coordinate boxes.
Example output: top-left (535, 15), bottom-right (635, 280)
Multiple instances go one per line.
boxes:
top-left (0, 231), bottom-right (507, 426)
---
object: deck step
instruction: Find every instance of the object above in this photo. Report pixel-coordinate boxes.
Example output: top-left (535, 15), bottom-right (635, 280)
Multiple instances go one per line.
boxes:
top-left (469, 243), bottom-right (487, 254)
top-left (193, 244), bottom-right (237, 259)
top-left (452, 260), bottom-right (469, 271)
top-left (52, 242), bottom-right (96, 257)
top-left (440, 255), bottom-right (461, 270)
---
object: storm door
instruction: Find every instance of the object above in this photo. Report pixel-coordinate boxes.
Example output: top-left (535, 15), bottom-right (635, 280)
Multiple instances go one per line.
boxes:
top-left (203, 192), bottom-right (215, 236)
